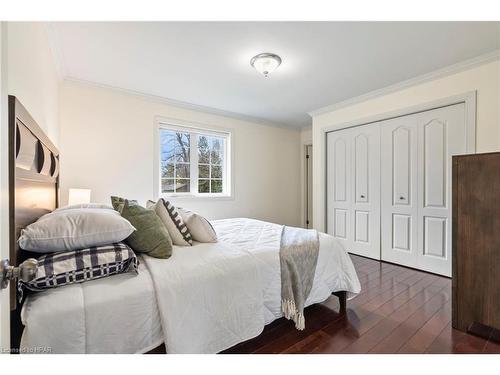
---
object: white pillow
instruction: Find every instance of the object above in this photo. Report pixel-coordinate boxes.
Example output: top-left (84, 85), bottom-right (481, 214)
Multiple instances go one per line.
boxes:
top-left (55, 203), bottom-right (115, 212)
top-left (177, 208), bottom-right (217, 243)
top-left (18, 208), bottom-right (136, 253)
top-left (147, 199), bottom-right (193, 246)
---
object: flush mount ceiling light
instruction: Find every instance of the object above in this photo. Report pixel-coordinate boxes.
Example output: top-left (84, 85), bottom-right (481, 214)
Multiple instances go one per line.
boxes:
top-left (250, 53), bottom-right (282, 78)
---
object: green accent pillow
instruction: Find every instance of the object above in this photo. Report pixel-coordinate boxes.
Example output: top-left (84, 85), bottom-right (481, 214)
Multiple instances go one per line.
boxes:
top-left (111, 196), bottom-right (173, 259)
top-left (111, 196), bottom-right (138, 214)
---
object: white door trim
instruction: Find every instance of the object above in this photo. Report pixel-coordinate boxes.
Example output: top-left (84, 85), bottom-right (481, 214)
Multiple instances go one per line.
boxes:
top-left (304, 144), bottom-right (312, 228)
top-left (0, 21), bottom-right (10, 352)
top-left (323, 91), bottom-right (477, 230)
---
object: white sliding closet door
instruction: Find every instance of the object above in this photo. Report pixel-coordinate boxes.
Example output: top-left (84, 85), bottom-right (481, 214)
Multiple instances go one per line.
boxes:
top-left (416, 104), bottom-right (466, 276)
top-left (350, 124), bottom-right (381, 259)
top-left (327, 130), bottom-right (352, 252)
top-left (380, 115), bottom-right (419, 268)
top-left (381, 103), bottom-right (466, 276)
top-left (327, 124), bottom-right (380, 259)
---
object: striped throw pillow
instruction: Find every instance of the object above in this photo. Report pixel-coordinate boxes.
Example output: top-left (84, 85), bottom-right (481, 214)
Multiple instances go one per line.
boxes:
top-left (147, 199), bottom-right (193, 246)
top-left (18, 242), bottom-right (138, 301)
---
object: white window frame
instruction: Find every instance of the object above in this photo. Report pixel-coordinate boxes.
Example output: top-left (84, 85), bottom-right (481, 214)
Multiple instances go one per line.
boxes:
top-left (153, 117), bottom-right (233, 200)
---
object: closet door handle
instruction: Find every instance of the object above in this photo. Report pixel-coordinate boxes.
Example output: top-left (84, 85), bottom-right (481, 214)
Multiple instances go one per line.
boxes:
top-left (360, 194), bottom-right (365, 198)
top-left (399, 196), bottom-right (405, 200)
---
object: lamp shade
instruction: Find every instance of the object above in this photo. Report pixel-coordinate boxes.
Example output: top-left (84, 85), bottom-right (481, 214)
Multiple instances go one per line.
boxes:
top-left (68, 189), bottom-right (91, 205)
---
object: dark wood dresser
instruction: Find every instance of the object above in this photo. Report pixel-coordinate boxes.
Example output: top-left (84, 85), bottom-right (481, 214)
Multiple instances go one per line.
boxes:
top-left (452, 152), bottom-right (500, 340)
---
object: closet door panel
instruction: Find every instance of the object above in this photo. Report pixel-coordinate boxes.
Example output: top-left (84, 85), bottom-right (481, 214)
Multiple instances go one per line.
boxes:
top-left (327, 131), bottom-right (352, 251)
top-left (334, 138), bottom-right (348, 201)
top-left (417, 104), bottom-right (466, 276)
top-left (381, 116), bottom-right (418, 268)
top-left (392, 127), bottom-right (411, 206)
top-left (354, 134), bottom-right (369, 203)
top-left (392, 214), bottom-right (411, 251)
top-left (350, 124), bottom-right (381, 259)
top-left (424, 119), bottom-right (446, 208)
top-left (334, 209), bottom-right (348, 239)
top-left (423, 216), bottom-right (446, 258)
top-left (355, 210), bottom-right (369, 243)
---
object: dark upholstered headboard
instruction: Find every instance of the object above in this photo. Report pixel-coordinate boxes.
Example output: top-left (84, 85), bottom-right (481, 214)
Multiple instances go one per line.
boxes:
top-left (8, 96), bottom-right (60, 348)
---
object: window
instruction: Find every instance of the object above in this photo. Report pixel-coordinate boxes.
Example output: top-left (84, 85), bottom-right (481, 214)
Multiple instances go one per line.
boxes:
top-left (158, 122), bottom-right (230, 197)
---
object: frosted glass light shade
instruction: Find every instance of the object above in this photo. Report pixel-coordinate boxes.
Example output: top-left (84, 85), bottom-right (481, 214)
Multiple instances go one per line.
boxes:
top-left (250, 53), bottom-right (282, 77)
top-left (68, 188), bottom-right (91, 205)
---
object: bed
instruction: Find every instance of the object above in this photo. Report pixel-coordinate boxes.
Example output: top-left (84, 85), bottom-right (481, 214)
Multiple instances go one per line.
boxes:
top-left (8, 96), bottom-right (361, 354)
top-left (20, 218), bottom-right (360, 353)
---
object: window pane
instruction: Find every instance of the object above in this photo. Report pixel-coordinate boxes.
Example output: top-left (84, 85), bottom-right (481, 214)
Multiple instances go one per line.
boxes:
top-left (161, 130), bottom-right (191, 163)
top-left (211, 137), bottom-right (224, 165)
top-left (161, 149), bottom-right (175, 163)
top-left (160, 130), bottom-right (176, 162)
top-left (219, 141), bottom-right (225, 162)
top-left (198, 179), bottom-right (210, 193)
top-left (176, 132), bottom-right (190, 148)
top-left (211, 137), bottom-right (222, 151)
top-left (199, 164), bottom-right (209, 178)
top-left (211, 165), bottom-right (222, 179)
top-left (210, 150), bottom-right (223, 165)
top-left (175, 146), bottom-right (190, 163)
top-left (161, 162), bottom-right (174, 178)
top-left (175, 179), bottom-right (190, 192)
top-left (176, 163), bottom-right (190, 178)
top-left (160, 130), bottom-right (175, 145)
top-left (198, 135), bottom-right (210, 163)
top-left (161, 178), bottom-right (175, 193)
top-left (211, 179), bottom-right (223, 193)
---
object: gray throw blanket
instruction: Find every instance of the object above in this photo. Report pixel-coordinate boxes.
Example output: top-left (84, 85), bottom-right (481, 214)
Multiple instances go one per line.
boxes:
top-left (280, 226), bottom-right (320, 330)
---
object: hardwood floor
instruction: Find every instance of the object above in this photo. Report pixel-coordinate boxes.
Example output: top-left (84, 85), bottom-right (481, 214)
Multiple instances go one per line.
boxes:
top-left (222, 254), bottom-right (500, 354)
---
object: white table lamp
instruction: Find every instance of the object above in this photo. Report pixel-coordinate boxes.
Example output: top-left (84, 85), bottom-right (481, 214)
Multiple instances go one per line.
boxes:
top-left (68, 188), bottom-right (91, 205)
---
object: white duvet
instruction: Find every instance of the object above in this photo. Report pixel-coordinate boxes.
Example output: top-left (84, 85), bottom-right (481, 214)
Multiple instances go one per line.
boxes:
top-left (143, 218), bottom-right (360, 354)
top-left (21, 261), bottom-right (163, 354)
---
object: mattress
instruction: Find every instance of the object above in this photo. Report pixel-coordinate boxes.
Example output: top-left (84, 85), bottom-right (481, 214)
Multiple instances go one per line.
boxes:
top-left (20, 218), bottom-right (360, 354)
top-left (20, 259), bottom-right (163, 354)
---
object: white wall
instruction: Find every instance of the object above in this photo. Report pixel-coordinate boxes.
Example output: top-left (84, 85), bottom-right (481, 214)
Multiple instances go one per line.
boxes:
top-left (0, 22), bottom-right (60, 350)
top-left (312, 59), bottom-right (500, 231)
top-left (59, 81), bottom-right (302, 226)
top-left (7, 22), bottom-right (60, 146)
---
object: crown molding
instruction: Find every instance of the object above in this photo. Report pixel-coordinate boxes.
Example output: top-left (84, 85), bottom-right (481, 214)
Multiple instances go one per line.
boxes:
top-left (63, 77), bottom-right (302, 131)
top-left (308, 49), bottom-right (500, 118)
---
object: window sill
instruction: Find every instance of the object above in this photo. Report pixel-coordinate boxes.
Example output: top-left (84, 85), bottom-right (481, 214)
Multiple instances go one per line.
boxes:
top-left (159, 193), bottom-right (234, 201)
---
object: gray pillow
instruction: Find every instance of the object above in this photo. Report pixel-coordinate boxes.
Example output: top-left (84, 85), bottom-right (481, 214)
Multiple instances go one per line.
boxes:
top-left (54, 203), bottom-right (115, 212)
top-left (177, 207), bottom-right (217, 243)
top-left (18, 208), bottom-right (136, 253)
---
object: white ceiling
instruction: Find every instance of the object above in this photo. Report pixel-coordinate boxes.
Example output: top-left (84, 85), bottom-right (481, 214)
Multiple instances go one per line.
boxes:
top-left (50, 22), bottom-right (500, 128)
